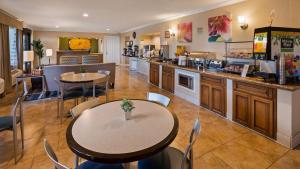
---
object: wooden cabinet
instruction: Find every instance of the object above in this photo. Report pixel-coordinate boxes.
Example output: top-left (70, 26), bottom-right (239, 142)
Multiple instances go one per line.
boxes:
top-left (233, 81), bottom-right (276, 138)
top-left (162, 66), bottom-right (174, 93)
top-left (200, 74), bottom-right (226, 117)
top-left (233, 91), bottom-right (251, 127)
top-left (149, 63), bottom-right (159, 86)
top-left (200, 83), bottom-right (210, 109)
top-left (251, 96), bottom-right (274, 137)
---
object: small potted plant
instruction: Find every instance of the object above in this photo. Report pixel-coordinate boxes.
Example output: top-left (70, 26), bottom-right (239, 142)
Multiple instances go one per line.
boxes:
top-left (121, 99), bottom-right (135, 120)
top-left (79, 67), bottom-right (86, 77)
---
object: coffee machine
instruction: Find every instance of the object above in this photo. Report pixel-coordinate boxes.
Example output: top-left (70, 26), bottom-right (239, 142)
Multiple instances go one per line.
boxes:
top-left (254, 27), bottom-right (300, 84)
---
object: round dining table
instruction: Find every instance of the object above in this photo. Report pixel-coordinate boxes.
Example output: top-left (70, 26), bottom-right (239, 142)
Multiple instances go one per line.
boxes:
top-left (60, 72), bottom-right (107, 97)
top-left (66, 99), bottom-right (179, 164)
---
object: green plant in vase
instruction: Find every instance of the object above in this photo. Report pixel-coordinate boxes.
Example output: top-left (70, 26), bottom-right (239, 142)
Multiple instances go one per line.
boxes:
top-left (79, 67), bottom-right (87, 73)
top-left (121, 99), bottom-right (135, 120)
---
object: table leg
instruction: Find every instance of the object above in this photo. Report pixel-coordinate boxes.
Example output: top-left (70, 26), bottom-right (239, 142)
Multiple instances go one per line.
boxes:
top-left (93, 83), bottom-right (96, 97)
top-left (123, 163), bottom-right (131, 169)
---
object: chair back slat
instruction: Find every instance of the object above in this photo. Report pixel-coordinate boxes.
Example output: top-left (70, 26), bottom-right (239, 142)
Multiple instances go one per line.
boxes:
top-left (147, 92), bottom-right (170, 107)
top-left (71, 98), bottom-right (100, 118)
top-left (181, 118), bottom-right (201, 169)
top-left (44, 139), bottom-right (70, 169)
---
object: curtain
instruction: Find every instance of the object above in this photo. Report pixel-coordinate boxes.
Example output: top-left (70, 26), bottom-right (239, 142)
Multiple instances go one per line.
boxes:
top-left (0, 24), bottom-right (12, 91)
top-left (16, 29), bottom-right (23, 70)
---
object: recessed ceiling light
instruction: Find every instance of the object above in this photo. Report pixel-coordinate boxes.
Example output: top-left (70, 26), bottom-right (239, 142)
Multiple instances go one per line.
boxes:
top-left (55, 25), bottom-right (60, 28)
top-left (83, 13), bottom-right (89, 17)
top-left (106, 28), bottom-right (110, 31)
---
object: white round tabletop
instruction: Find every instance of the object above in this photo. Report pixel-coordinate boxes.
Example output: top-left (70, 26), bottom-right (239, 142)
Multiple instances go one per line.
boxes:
top-left (60, 72), bottom-right (106, 83)
top-left (66, 100), bottom-right (178, 163)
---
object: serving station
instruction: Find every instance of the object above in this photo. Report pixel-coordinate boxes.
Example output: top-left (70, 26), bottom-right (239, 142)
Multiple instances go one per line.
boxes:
top-left (142, 26), bottom-right (300, 149)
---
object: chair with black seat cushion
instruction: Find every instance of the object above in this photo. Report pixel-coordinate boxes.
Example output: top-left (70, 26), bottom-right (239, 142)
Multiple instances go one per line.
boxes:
top-left (138, 118), bottom-right (201, 169)
top-left (147, 92), bottom-right (170, 107)
top-left (54, 72), bottom-right (84, 123)
top-left (83, 70), bottom-right (110, 102)
top-left (44, 139), bottom-right (124, 169)
top-left (0, 95), bottom-right (25, 164)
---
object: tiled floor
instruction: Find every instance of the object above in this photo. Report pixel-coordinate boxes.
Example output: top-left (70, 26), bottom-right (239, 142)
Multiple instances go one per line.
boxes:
top-left (0, 66), bottom-right (300, 169)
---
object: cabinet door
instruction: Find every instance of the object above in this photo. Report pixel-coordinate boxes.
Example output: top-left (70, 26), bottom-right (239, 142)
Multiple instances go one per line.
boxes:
top-left (153, 66), bottom-right (159, 86)
top-left (251, 96), bottom-right (274, 137)
top-left (233, 91), bottom-right (251, 127)
top-left (162, 70), bottom-right (168, 90)
top-left (211, 85), bottom-right (226, 116)
top-left (150, 64), bottom-right (159, 86)
top-left (200, 83), bottom-right (210, 109)
top-left (149, 64), bottom-right (155, 84)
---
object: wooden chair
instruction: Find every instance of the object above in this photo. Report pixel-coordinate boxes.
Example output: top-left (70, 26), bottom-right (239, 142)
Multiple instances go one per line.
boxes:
top-left (44, 139), bottom-right (124, 169)
top-left (83, 70), bottom-right (110, 102)
top-left (70, 98), bottom-right (100, 118)
top-left (147, 92), bottom-right (170, 107)
top-left (0, 95), bottom-right (25, 163)
top-left (54, 72), bottom-right (84, 123)
top-left (138, 118), bottom-right (201, 169)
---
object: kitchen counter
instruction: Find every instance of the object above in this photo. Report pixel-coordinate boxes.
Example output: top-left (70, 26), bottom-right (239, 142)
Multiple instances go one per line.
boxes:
top-left (149, 60), bottom-right (300, 91)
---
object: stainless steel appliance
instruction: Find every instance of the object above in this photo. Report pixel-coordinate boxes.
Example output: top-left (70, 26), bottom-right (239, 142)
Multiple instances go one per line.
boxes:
top-left (178, 73), bottom-right (193, 90)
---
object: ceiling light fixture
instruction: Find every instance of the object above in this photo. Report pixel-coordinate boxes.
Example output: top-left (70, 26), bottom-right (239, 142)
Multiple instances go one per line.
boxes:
top-left (83, 13), bottom-right (89, 17)
top-left (55, 25), bottom-right (60, 28)
top-left (106, 28), bottom-right (110, 31)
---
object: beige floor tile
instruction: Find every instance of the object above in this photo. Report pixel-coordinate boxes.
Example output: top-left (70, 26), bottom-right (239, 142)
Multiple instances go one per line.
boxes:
top-left (194, 152), bottom-right (233, 169)
top-left (212, 142), bottom-right (273, 169)
top-left (232, 133), bottom-right (289, 162)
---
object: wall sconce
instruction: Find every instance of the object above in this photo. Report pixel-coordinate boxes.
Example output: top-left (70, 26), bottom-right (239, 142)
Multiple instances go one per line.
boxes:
top-left (169, 29), bottom-right (176, 37)
top-left (238, 16), bottom-right (248, 30)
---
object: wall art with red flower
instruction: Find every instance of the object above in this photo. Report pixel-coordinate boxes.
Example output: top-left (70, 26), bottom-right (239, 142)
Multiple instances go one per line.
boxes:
top-left (177, 22), bottom-right (192, 43)
top-left (208, 15), bottom-right (232, 42)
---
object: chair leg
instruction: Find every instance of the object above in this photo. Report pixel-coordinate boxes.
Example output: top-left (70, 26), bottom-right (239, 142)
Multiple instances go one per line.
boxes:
top-left (57, 99), bottom-right (60, 118)
top-left (13, 127), bottom-right (18, 164)
top-left (20, 122), bottom-right (24, 150)
top-left (74, 155), bottom-right (79, 168)
top-left (60, 99), bottom-right (64, 124)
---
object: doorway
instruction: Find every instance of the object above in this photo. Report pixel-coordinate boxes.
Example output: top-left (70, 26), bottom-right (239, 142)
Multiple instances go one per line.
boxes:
top-left (103, 36), bottom-right (120, 64)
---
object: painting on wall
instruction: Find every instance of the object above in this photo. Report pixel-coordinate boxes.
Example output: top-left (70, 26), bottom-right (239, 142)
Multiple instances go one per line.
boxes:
top-left (177, 22), bottom-right (192, 43)
top-left (208, 15), bottom-right (232, 42)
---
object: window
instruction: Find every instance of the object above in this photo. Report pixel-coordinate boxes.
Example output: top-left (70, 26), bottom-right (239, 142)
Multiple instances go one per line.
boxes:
top-left (9, 26), bottom-right (17, 69)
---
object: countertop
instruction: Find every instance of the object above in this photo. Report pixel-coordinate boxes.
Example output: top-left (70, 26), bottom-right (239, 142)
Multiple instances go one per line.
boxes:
top-left (149, 60), bottom-right (300, 91)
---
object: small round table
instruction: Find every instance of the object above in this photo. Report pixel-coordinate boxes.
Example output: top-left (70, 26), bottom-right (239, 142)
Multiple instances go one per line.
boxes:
top-left (66, 100), bottom-right (178, 163)
top-left (60, 72), bottom-right (106, 97)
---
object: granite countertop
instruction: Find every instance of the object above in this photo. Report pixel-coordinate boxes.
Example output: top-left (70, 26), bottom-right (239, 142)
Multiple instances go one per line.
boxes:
top-left (149, 60), bottom-right (300, 91)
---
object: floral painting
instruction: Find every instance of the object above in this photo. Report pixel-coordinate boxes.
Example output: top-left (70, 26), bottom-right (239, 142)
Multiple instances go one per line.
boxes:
top-left (177, 22), bottom-right (192, 43)
top-left (208, 15), bottom-right (231, 42)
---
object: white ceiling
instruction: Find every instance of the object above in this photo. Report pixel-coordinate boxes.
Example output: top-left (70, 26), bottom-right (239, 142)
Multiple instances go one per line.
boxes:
top-left (0, 0), bottom-right (244, 33)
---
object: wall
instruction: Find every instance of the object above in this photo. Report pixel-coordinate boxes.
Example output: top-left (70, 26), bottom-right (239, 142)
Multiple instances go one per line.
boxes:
top-left (33, 31), bottom-right (117, 65)
top-left (121, 0), bottom-right (300, 62)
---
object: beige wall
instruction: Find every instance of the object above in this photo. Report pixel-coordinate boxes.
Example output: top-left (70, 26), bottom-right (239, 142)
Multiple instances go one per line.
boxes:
top-left (33, 31), bottom-right (118, 65)
top-left (121, 0), bottom-right (300, 62)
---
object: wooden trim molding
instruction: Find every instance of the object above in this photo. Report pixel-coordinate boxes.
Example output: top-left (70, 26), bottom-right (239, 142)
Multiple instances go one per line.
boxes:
top-left (0, 9), bottom-right (23, 29)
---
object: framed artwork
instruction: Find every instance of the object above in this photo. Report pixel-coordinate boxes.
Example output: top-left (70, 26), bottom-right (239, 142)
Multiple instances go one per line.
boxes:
top-left (177, 22), bottom-right (192, 43)
top-left (165, 31), bottom-right (170, 38)
top-left (208, 15), bottom-right (232, 42)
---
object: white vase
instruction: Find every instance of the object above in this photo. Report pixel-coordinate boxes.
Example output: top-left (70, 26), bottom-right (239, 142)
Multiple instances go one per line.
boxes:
top-left (125, 110), bottom-right (132, 120)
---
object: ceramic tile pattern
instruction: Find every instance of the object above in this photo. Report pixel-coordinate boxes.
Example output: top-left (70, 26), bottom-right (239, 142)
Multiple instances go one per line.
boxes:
top-left (0, 66), bottom-right (299, 169)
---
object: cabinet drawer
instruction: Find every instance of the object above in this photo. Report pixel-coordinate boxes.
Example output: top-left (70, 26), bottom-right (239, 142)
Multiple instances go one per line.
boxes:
top-left (233, 81), bottom-right (274, 99)
top-left (201, 74), bottom-right (224, 85)
top-left (162, 66), bottom-right (174, 73)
